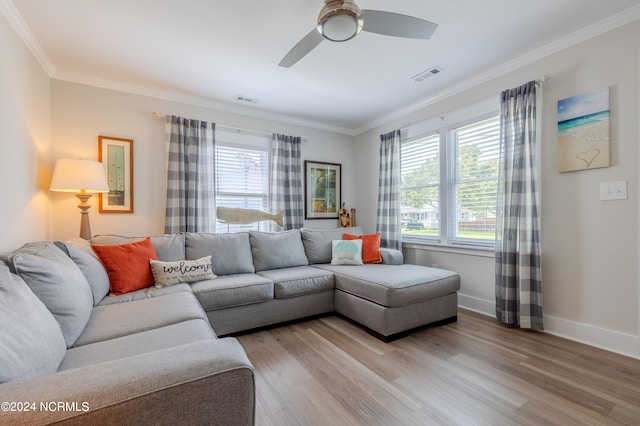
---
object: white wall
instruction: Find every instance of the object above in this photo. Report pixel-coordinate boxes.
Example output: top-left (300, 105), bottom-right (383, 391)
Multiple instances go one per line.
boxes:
top-left (354, 20), bottom-right (640, 358)
top-left (0, 12), bottom-right (51, 252)
top-left (50, 81), bottom-right (355, 240)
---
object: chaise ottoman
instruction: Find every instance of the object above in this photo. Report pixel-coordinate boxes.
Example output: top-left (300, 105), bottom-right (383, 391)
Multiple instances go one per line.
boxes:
top-left (314, 263), bottom-right (460, 340)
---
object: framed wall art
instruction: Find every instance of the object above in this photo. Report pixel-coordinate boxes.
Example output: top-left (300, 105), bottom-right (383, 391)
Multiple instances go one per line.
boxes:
top-left (98, 135), bottom-right (134, 213)
top-left (557, 87), bottom-right (610, 172)
top-left (305, 160), bottom-right (341, 219)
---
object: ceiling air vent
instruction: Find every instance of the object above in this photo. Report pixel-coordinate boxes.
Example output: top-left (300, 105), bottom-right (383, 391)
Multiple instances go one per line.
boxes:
top-left (235, 95), bottom-right (260, 104)
top-left (411, 66), bottom-right (444, 83)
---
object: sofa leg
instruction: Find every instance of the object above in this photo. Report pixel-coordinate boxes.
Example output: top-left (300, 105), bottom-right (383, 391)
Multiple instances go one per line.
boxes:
top-left (367, 315), bottom-right (459, 343)
top-left (434, 315), bottom-right (458, 326)
top-left (366, 328), bottom-right (408, 343)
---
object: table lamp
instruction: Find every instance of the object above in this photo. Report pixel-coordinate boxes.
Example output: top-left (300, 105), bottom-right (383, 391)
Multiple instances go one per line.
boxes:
top-left (50, 159), bottom-right (110, 240)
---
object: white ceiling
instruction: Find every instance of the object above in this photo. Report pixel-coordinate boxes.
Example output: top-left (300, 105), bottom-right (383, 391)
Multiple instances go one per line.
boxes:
top-left (6, 0), bottom-right (640, 134)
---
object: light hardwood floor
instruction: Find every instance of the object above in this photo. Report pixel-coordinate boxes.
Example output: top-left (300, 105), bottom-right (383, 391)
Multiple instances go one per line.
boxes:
top-left (236, 309), bottom-right (640, 425)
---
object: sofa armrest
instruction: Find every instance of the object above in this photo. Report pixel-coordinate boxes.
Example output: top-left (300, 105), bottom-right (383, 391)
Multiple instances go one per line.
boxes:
top-left (380, 248), bottom-right (403, 265)
top-left (0, 338), bottom-right (254, 426)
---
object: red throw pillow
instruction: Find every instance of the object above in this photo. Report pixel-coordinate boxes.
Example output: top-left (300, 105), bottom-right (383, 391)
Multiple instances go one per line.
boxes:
top-left (343, 233), bottom-right (382, 264)
top-left (92, 237), bottom-right (159, 295)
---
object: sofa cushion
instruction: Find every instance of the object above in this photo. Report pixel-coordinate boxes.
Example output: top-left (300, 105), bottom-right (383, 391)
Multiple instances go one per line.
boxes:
top-left (91, 233), bottom-right (186, 261)
top-left (249, 230), bottom-right (309, 272)
top-left (315, 264), bottom-right (460, 308)
top-left (344, 233), bottom-right (382, 264)
top-left (185, 232), bottom-right (255, 276)
top-left (331, 239), bottom-right (363, 266)
top-left (0, 263), bottom-right (67, 383)
top-left (92, 237), bottom-right (159, 295)
top-left (59, 319), bottom-right (215, 371)
top-left (9, 241), bottom-right (93, 347)
top-left (257, 266), bottom-right (334, 299)
top-left (150, 256), bottom-right (216, 287)
top-left (98, 283), bottom-right (193, 305)
top-left (56, 238), bottom-right (110, 305)
top-left (192, 274), bottom-right (273, 310)
top-left (301, 227), bottom-right (362, 264)
top-left (73, 291), bottom-right (207, 347)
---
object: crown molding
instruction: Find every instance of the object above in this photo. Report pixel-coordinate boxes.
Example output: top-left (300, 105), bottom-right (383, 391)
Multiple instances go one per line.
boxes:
top-left (52, 70), bottom-right (356, 136)
top-left (0, 0), bottom-right (55, 76)
top-left (356, 5), bottom-right (640, 135)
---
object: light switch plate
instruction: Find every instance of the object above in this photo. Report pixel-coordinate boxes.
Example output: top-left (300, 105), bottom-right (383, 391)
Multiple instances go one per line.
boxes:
top-left (600, 181), bottom-right (627, 201)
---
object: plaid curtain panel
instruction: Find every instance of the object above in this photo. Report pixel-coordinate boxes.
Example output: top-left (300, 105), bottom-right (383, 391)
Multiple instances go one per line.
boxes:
top-left (164, 115), bottom-right (216, 234)
top-left (495, 81), bottom-right (543, 330)
top-left (270, 134), bottom-right (304, 230)
top-left (376, 130), bottom-right (402, 250)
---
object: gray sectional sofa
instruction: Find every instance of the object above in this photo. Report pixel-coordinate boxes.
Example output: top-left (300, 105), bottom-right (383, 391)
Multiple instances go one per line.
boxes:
top-left (0, 227), bottom-right (459, 425)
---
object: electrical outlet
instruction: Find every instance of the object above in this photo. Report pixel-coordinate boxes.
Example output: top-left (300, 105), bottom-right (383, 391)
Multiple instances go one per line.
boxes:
top-left (600, 181), bottom-right (627, 201)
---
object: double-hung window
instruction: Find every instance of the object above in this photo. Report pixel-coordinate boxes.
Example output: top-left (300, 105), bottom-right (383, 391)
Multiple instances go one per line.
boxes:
top-left (214, 131), bottom-right (270, 233)
top-left (447, 115), bottom-right (500, 245)
top-left (401, 111), bottom-right (500, 247)
top-left (401, 133), bottom-right (441, 240)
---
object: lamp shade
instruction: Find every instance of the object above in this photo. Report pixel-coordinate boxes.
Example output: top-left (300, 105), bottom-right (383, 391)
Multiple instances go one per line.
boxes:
top-left (50, 159), bottom-right (109, 193)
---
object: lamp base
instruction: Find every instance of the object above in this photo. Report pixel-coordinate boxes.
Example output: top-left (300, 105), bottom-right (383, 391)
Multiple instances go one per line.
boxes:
top-left (75, 193), bottom-right (93, 240)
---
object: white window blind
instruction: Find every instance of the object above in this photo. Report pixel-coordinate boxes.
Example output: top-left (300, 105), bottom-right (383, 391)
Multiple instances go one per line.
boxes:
top-left (215, 143), bottom-right (269, 233)
top-left (448, 115), bottom-right (500, 245)
top-left (401, 133), bottom-right (440, 240)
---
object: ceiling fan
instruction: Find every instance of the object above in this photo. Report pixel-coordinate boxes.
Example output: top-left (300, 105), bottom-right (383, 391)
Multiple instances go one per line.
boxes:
top-left (279, 0), bottom-right (438, 68)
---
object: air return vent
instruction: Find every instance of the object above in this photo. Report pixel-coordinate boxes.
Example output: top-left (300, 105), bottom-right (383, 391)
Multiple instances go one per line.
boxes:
top-left (411, 66), bottom-right (444, 83)
top-left (235, 95), bottom-right (260, 104)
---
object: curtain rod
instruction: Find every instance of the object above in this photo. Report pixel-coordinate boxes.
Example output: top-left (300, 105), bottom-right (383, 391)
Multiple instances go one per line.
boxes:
top-left (395, 76), bottom-right (551, 135)
top-left (153, 112), bottom-right (272, 137)
top-left (153, 112), bottom-right (308, 142)
top-left (219, 125), bottom-right (273, 139)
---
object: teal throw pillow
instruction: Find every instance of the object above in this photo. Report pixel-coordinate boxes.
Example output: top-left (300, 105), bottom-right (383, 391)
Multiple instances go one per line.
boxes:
top-left (330, 239), bottom-right (363, 266)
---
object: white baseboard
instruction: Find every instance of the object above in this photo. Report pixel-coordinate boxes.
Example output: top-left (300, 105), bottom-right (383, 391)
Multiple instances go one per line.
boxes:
top-left (543, 315), bottom-right (640, 360)
top-left (457, 292), bottom-right (640, 360)
top-left (458, 293), bottom-right (495, 316)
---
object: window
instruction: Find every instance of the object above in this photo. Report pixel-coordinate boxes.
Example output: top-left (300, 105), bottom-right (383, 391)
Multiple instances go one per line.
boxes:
top-left (401, 113), bottom-right (500, 247)
top-left (401, 134), bottom-right (440, 239)
top-left (215, 135), bottom-right (269, 233)
top-left (448, 116), bottom-right (500, 244)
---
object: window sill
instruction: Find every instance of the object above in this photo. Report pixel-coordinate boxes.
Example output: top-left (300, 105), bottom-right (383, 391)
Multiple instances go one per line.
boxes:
top-left (402, 240), bottom-right (495, 258)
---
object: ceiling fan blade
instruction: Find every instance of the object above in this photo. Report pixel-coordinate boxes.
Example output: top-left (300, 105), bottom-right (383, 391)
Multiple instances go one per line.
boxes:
top-left (278, 29), bottom-right (324, 68)
top-left (361, 10), bottom-right (438, 39)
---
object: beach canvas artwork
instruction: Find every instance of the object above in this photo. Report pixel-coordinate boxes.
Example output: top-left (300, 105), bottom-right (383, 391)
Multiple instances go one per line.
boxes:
top-left (557, 87), bottom-right (610, 172)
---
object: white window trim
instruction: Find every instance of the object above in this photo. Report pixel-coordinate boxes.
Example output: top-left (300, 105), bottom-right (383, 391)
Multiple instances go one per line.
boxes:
top-left (446, 111), bottom-right (499, 248)
top-left (402, 241), bottom-right (495, 258)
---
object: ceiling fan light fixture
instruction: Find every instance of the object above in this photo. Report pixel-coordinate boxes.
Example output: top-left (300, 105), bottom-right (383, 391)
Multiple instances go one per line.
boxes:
top-left (278, 0), bottom-right (438, 68)
top-left (317, 1), bottom-right (363, 42)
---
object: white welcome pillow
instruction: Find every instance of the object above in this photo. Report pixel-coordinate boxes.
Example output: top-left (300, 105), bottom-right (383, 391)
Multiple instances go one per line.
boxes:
top-left (150, 256), bottom-right (216, 287)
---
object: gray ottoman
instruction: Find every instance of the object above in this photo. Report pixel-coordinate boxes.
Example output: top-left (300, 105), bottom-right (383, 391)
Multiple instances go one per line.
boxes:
top-left (314, 264), bottom-right (460, 340)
